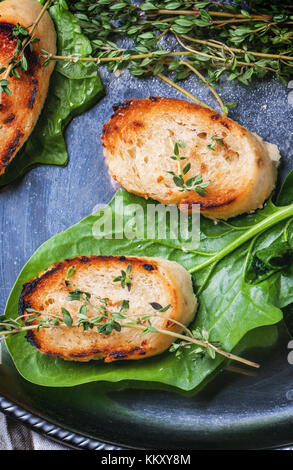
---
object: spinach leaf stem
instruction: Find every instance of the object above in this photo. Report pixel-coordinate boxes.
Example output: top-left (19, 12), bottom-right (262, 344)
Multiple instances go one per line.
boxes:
top-left (189, 204), bottom-right (293, 273)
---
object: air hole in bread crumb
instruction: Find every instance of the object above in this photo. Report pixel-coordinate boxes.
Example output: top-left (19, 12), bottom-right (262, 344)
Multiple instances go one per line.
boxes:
top-left (198, 132), bottom-right (207, 139)
top-left (128, 148), bottom-right (136, 159)
top-left (257, 158), bottom-right (264, 168)
top-left (224, 149), bottom-right (239, 162)
top-left (144, 156), bottom-right (149, 163)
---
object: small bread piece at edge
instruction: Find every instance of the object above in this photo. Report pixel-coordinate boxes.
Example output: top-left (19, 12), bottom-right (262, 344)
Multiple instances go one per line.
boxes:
top-left (0, 0), bottom-right (56, 175)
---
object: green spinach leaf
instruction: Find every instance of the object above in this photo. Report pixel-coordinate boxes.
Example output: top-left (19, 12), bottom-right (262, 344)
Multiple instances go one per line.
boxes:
top-left (4, 172), bottom-right (293, 389)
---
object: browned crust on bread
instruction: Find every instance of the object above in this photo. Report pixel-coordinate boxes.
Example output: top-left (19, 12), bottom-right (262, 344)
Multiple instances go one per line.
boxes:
top-left (20, 255), bottom-right (182, 363)
top-left (180, 195), bottom-right (237, 210)
top-left (20, 255), bottom-right (158, 301)
top-left (102, 97), bottom-right (238, 146)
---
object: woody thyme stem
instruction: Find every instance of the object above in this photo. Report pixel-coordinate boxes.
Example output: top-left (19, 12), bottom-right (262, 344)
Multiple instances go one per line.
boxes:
top-left (180, 60), bottom-right (225, 112)
top-left (41, 51), bottom-right (213, 109)
top-left (42, 52), bottom-right (278, 78)
top-left (0, 313), bottom-right (259, 369)
top-left (28, 0), bottom-right (51, 36)
top-left (180, 35), bottom-right (293, 61)
top-left (147, 68), bottom-right (213, 110)
top-left (153, 9), bottom-right (285, 21)
top-left (123, 323), bottom-right (259, 369)
top-left (42, 46), bottom-right (278, 112)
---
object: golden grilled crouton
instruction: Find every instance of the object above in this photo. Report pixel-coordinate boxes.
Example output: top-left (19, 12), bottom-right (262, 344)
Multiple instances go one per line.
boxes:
top-left (102, 97), bottom-right (279, 220)
top-left (0, 0), bottom-right (56, 175)
top-left (20, 255), bottom-right (197, 363)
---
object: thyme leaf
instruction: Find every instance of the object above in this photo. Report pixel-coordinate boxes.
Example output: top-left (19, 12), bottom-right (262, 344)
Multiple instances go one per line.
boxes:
top-left (66, 265), bottom-right (76, 279)
top-left (167, 141), bottom-right (210, 195)
top-left (206, 134), bottom-right (224, 151)
top-left (113, 263), bottom-right (132, 291)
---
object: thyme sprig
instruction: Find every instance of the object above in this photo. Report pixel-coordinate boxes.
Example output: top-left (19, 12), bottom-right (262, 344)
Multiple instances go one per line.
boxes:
top-left (67, 290), bottom-right (125, 334)
top-left (166, 141), bottom-right (210, 195)
top-left (56, 0), bottom-right (293, 114)
top-left (0, 279), bottom-right (259, 368)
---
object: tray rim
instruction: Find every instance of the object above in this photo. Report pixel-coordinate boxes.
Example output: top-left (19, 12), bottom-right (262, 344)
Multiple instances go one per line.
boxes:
top-left (0, 393), bottom-right (123, 450)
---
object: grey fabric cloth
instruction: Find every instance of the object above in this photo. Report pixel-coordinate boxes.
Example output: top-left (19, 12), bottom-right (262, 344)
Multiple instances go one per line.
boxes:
top-left (0, 411), bottom-right (68, 450)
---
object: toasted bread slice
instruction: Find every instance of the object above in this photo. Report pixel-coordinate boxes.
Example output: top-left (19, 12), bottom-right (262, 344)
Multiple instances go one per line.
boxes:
top-left (20, 255), bottom-right (197, 363)
top-left (0, 0), bottom-right (56, 175)
top-left (102, 97), bottom-right (279, 220)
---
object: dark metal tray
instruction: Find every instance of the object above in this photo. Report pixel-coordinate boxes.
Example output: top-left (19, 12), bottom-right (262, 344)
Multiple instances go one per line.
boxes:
top-left (0, 68), bottom-right (293, 449)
